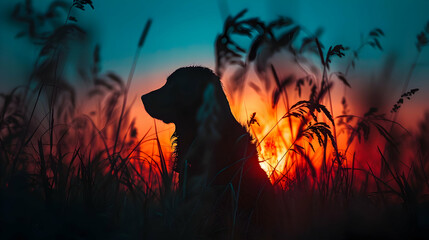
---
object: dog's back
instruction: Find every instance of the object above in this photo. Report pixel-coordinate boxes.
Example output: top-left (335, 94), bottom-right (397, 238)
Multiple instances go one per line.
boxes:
top-left (142, 66), bottom-right (280, 238)
top-left (210, 123), bottom-right (278, 239)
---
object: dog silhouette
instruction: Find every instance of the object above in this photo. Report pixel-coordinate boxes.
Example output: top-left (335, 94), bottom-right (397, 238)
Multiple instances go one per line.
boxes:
top-left (142, 66), bottom-right (278, 238)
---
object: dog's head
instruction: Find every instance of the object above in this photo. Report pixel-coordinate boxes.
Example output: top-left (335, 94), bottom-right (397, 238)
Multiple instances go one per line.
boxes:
top-left (141, 66), bottom-right (229, 125)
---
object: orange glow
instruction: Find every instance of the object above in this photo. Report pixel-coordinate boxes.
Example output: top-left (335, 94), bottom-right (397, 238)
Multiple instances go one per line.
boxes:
top-left (129, 71), bottom-right (419, 189)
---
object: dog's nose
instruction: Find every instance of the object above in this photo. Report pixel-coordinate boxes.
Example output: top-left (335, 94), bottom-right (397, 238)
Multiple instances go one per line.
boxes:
top-left (141, 93), bottom-right (153, 116)
top-left (141, 94), bottom-right (151, 107)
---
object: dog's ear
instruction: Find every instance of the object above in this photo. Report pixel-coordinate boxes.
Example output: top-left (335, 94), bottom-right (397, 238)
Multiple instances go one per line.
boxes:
top-left (197, 83), bottom-right (221, 140)
top-left (211, 79), bottom-right (232, 116)
top-left (196, 80), bottom-right (234, 134)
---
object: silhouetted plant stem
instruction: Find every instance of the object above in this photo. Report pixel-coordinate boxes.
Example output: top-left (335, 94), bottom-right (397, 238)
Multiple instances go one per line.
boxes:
top-left (381, 52), bottom-right (421, 176)
top-left (49, 53), bottom-right (61, 179)
top-left (342, 42), bottom-right (365, 100)
top-left (271, 64), bottom-right (294, 143)
top-left (270, 137), bottom-right (300, 183)
top-left (256, 114), bottom-right (286, 148)
top-left (65, 5), bottom-right (74, 25)
top-left (316, 40), bottom-right (345, 186)
top-left (113, 19), bottom-right (152, 155)
top-left (316, 38), bottom-right (339, 160)
top-left (389, 52), bottom-right (421, 128)
top-left (323, 68), bottom-right (336, 138)
top-left (47, 0), bottom-right (81, 186)
top-left (12, 0), bottom-right (76, 175)
top-left (403, 50), bottom-right (422, 95)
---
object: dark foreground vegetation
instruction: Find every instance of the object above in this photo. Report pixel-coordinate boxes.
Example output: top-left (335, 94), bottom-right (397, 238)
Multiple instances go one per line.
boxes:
top-left (1, 1), bottom-right (429, 239)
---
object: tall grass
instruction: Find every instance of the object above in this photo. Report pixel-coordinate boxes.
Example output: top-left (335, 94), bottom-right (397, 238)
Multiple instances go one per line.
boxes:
top-left (1, 2), bottom-right (429, 239)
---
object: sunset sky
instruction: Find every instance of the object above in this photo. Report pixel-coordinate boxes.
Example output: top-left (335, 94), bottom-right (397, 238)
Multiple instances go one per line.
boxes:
top-left (1, 0), bottom-right (429, 135)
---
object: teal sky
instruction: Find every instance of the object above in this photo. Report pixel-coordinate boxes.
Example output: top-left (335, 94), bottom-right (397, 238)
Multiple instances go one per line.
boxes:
top-left (1, 0), bottom-right (429, 129)
top-left (2, 0), bottom-right (428, 82)
top-left (94, 0), bottom-right (429, 81)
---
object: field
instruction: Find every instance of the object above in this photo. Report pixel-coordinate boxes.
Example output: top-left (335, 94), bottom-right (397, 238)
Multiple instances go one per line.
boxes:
top-left (1, 1), bottom-right (429, 239)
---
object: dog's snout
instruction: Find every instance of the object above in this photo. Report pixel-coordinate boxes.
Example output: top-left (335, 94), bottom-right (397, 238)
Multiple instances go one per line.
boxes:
top-left (141, 92), bottom-right (155, 115)
top-left (141, 89), bottom-right (174, 123)
top-left (141, 94), bottom-right (150, 112)
top-left (141, 94), bottom-right (148, 105)
top-left (142, 90), bottom-right (158, 107)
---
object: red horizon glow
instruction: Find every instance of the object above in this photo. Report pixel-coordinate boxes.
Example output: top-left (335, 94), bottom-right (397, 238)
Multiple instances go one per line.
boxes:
top-left (127, 70), bottom-right (421, 188)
